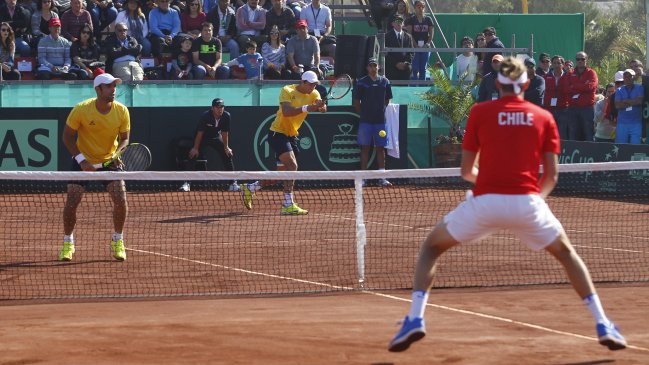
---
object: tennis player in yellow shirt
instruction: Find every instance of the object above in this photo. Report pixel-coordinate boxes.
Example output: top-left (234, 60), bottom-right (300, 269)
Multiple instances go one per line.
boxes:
top-left (241, 70), bottom-right (327, 215)
top-left (59, 73), bottom-right (131, 262)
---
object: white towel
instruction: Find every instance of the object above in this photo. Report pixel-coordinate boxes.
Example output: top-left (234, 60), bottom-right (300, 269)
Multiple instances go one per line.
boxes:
top-left (384, 103), bottom-right (400, 158)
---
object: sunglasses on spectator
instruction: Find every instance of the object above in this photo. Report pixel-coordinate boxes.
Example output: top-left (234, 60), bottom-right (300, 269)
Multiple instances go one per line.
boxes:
top-left (117, 28), bottom-right (128, 32)
top-left (484, 32), bottom-right (494, 36)
top-left (0, 28), bottom-right (9, 32)
top-left (190, 2), bottom-right (199, 5)
top-left (541, 59), bottom-right (550, 63)
top-left (270, 32), bottom-right (279, 35)
top-left (476, 38), bottom-right (485, 41)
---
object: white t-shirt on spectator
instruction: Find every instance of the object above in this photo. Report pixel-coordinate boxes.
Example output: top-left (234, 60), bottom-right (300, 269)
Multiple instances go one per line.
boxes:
top-left (300, 4), bottom-right (331, 34)
top-left (455, 53), bottom-right (478, 82)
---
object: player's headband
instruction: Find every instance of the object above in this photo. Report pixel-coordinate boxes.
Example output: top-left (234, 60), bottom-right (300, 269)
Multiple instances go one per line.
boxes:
top-left (497, 72), bottom-right (528, 94)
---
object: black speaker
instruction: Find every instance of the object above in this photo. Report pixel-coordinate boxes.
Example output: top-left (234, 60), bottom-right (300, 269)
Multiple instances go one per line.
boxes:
top-left (334, 34), bottom-right (368, 78)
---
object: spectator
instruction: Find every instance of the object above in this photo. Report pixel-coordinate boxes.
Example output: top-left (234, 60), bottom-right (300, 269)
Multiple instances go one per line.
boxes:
top-left (285, 18), bottom-right (319, 79)
top-left (69, 22), bottom-right (99, 79)
top-left (114, 0), bottom-right (151, 56)
top-left (594, 83), bottom-right (616, 142)
top-left (477, 54), bottom-right (503, 102)
top-left (285, 0), bottom-right (302, 19)
top-left (0, 22), bottom-right (21, 80)
top-left (628, 59), bottom-right (649, 140)
top-left (615, 68), bottom-right (644, 144)
top-left (481, 26), bottom-right (503, 76)
top-left (474, 32), bottom-right (486, 77)
top-left (181, 0), bottom-right (206, 38)
top-left (235, 0), bottom-right (266, 53)
top-left (261, 24), bottom-right (288, 79)
top-left (86, 0), bottom-right (118, 43)
top-left (30, 0), bottom-right (59, 49)
top-left (523, 57), bottom-right (544, 106)
top-left (300, 0), bottom-right (334, 57)
top-left (148, 0), bottom-right (181, 56)
top-left (542, 55), bottom-right (571, 139)
top-left (55, 0), bottom-right (72, 14)
top-left (536, 52), bottom-right (550, 77)
top-left (0, 0), bottom-right (32, 56)
top-left (170, 34), bottom-right (192, 79)
top-left (61, 0), bottom-right (93, 42)
top-left (36, 17), bottom-right (77, 79)
top-left (384, 15), bottom-right (413, 81)
top-left (389, 0), bottom-right (409, 28)
top-left (205, 0), bottom-right (239, 58)
top-left (564, 59), bottom-right (573, 73)
top-left (264, 0), bottom-right (294, 43)
top-left (105, 21), bottom-right (143, 81)
top-left (404, 0), bottom-right (432, 81)
top-left (226, 39), bottom-right (261, 78)
top-left (191, 21), bottom-right (229, 79)
top-left (369, 0), bottom-right (394, 32)
top-left (567, 51), bottom-right (598, 141)
top-left (453, 36), bottom-right (477, 83)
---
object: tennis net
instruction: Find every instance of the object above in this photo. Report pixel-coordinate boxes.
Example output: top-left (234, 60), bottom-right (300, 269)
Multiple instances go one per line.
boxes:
top-left (1, 161), bottom-right (649, 301)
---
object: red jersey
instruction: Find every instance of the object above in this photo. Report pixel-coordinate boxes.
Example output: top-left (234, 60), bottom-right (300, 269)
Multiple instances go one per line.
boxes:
top-left (462, 95), bottom-right (561, 196)
top-left (542, 71), bottom-right (570, 110)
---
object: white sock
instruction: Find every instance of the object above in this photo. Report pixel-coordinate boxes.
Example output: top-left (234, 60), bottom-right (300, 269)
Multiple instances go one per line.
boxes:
top-left (112, 232), bottom-right (123, 242)
top-left (283, 192), bottom-right (294, 207)
top-left (583, 293), bottom-right (610, 325)
top-left (408, 290), bottom-right (429, 320)
top-left (63, 234), bottom-right (74, 244)
top-left (248, 181), bottom-right (261, 193)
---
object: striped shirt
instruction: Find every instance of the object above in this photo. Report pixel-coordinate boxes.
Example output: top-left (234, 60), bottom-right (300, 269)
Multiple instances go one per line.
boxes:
top-left (37, 35), bottom-right (72, 68)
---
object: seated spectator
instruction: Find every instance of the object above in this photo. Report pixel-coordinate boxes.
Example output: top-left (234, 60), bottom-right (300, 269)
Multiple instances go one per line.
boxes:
top-left (61, 0), bottom-right (93, 43)
top-left (170, 34), bottom-right (193, 79)
top-left (205, 0), bottom-right (239, 58)
top-left (523, 57), bottom-right (545, 106)
top-left (285, 0), bottom-right (302, 19)
top-left (264, 0), bottom-right (294, 43)
top-left (384, 15), bottom-right (413, 81)
top-left (86, 0), bottom-right (118, 43)
top-left (261, 24), bottom-right (288, 79)
top-left (1, 22), bottom-right (21, 80)
top-left (299, 0), bottom-right (334, 57)
top-left (405, 0), bottom-right (432, 80)
top-left (594, 83), bottom-right (616, 142)
top-left (148, 0), bottom-right (181, 56)
top-left (69, 22), bottom-right (100, 79)
top-left (191, 21), bottom-right (229, 79)
top-left (258, 0), bottom-right (271, 10)
top-left (30, 0), bottom-right (59, 50)
top-left (285, 19), bottom-right (319, 79)
top-left (181, 0), bottom-right (206, 38)
top-left (55, 0), bottom-right (72, 14)
top-left (114, 0), bottom-right (151, 56)
top-left (453, 36), bottom-right (477, 83)
top-left (105, 21), bottom-right (143, 81)
top-left (226, 39), bottom-right (261, 79)
top-left (477, 54), bottom-right (503, 102)
top-left (0, 0), bottom-right (32, 56)
top-left (235, 0), bottom-right (266, 53)
top-left (36, 17), bottom-right (77, 79)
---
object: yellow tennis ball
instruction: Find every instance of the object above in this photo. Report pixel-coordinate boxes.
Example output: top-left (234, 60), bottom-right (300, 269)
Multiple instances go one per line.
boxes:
top-left (379, 130), bottom-right (387, 138)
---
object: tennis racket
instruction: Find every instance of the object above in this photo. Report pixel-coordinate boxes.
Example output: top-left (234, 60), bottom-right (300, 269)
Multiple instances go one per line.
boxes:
top-left (93, 143), bottom-right (152, 171)
top-left (325, 74), bottom-right (353, 100)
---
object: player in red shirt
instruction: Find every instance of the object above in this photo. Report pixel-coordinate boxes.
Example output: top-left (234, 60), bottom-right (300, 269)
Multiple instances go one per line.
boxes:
top-left (388, 57), bottom-right (626, 353)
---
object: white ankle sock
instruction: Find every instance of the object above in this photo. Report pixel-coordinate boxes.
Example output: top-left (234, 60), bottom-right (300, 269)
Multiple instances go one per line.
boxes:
top-left (112, 233), bottom-right (123, 241)
top-left (248, 181), bottom-right (261, 193)
top-left (408, 290), bottom-right (429, 320)
top-left (583, 293), bottom-right (610, 325)
top-left (283, 192), bottom-right (294, 207)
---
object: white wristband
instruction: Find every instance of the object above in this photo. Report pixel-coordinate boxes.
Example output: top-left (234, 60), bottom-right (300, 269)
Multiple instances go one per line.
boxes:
top-left (74, 154), bottom-right (86, 164)
top-left (301, 105), bottom-right (309, 113)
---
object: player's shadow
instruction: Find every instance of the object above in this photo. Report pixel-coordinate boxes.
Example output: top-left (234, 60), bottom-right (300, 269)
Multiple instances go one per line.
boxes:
top-left (0, 259), bottom-right (115, 271)
top-left (555, 360), bottom-right (616, 365)
top-left (158, 212), bottom-right (243, 224)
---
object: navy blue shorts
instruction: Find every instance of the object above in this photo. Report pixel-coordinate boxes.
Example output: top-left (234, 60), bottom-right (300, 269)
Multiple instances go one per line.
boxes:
top-left (268, 131), bottom-right (299, 165)
top-left (357, 122), bottom-right (388, 147)
top-left (68, 159), bottom-right (124, 188)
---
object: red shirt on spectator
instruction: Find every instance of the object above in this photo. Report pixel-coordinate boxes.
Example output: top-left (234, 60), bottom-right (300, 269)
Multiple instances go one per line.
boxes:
top-left (567, 67), bottom-right (598, 107)
top-left (543, 70), bottom-right (570, 110)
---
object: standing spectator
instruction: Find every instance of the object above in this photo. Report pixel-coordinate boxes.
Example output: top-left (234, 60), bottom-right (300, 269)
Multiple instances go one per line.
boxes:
top-left (261, 24), bottom-right (287, 79)
top-left (567, 51), bottom-right (598, 141)
top-left (170, 35), bottom-right (193, 79)
top-left (481, 26), bottom-right (503, 76)
top-left (369, 0), bottom-right (394, 32)
top-left (608, 70), bottom-right (625, 124)
top-left (594, 83), bottom-right (616, 142)
top-left (148, 0), bottom-right (181, 57)
top-left (477, 54), bottom-right (502, 102)
top-left (353, 57), bottom-right (393, 187)
top-left (61, 0), bottom-right (93, 42)
top-left (615, 69), bottom-right (644, 144)
top-left (0, 22), bottom-right (21, 80)
top-left (404, 0), bottom-right (432, 81)
top-left (474, 32), bottom-right (486, 77)
top-left (628, 59), bottom-right (649, 141)
top-left (299, 0), bottom-right (334, 57)
top-left (536, 52), bottom-right (550, 77)
top-left (0, 0), bottom-right (32, 56)
top-left (235, 0), bottom-right (266, 53)
top-left (86, 0), bottom-right (118, 43)
top-left (69, 22), bottom-right (99, 79)
top-left (205, 0), bottom-right (239, 58)
top-left (453, 36), bottom-right (477, 83)
top-left (564, 59), bottom-right (573, 73)
top-left (226, 39), bottom-right (261, 79)
top-left (285, 19), bottom-right (319, 79)
top-left (264, 0), bottom-right (294, 43)
top-left (30, 0), bottom-right (58, 49)
top-left (105, 21), bottom-right (143, 81)
top-left (389, 0), bottom-right (410, 26)
top-left (114, 0), bottom-right (151, 56)
top-left (181, 0), bottom-right (206, 38)
top-left (523, 57), bottom-right (545, 106)
top-left (384, 15), bottom-right (413, 81)
top-left (542, 55), bottom-right (570, 139)
top-left (192, 21), bottom-right (229, 79)
top-left (36, 17), bottom-right (77, 79)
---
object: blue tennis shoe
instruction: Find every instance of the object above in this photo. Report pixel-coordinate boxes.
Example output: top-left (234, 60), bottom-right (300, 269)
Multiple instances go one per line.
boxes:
top-left (597, 321), bottom-right (626, 350)
top-left (388, 316), bottom-right (426, 352)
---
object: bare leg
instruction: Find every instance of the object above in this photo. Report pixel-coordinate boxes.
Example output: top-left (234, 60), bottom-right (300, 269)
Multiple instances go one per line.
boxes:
top-left (106, 180), bottom-right (128, 234)
top-left (413, 222), bottom-right (460, 291)
top-left (360, 145), bottom-right (371, 170)
top-left (376, 146), bottom-right (387, 170)
top-left (544, 230), bottom-right (595, 299)
top-left (277, 150), bottom-right (298, 194)
top-left (63, 184), bottom-right (85, 235)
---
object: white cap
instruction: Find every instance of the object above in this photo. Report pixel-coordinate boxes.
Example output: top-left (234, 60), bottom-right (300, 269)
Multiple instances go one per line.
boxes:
top-left (301, 70), bottom-right (320, 84)
top-left (614, 71), bottom-right (624, 82)
top-left (623, 68), bottom-right (636, 76)
top-left (93, 73), bottom-right (122, 88)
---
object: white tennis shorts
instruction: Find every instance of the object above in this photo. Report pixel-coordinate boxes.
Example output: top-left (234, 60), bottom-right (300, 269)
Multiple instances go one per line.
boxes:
top-left (444, 192), bottom-right (564, 251)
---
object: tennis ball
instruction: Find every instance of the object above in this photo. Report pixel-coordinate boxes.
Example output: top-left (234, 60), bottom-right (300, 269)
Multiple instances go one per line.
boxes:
top-left (379, 130), bottom-right (387, 138)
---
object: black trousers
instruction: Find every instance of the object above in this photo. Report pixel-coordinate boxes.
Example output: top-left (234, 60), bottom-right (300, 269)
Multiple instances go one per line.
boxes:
top-left (201, 137), bottom-right (235, 172)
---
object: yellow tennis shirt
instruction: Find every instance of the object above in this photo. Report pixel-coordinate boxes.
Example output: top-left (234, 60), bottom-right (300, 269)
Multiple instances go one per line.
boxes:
top-left (66, 98), bottom-right (131, 165)
top-left (270, 84), bottom-right (320, 137)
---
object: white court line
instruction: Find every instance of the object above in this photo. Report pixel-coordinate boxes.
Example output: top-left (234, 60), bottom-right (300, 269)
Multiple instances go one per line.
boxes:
top-left (127, 247), bottom-right (649, 353)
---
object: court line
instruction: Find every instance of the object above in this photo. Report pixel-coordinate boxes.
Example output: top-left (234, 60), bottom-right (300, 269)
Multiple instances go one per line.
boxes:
top-left (127, 247), bottom-right (649, 353)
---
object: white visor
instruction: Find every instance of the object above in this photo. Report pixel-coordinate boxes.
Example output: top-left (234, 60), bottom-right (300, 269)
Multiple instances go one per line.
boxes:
top-left (497, 72), bottom-right (528, 94)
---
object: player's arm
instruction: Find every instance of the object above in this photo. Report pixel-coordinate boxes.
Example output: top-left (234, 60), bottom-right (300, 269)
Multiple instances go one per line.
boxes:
top-left (539, 152), bottom-right (559, 200)
top-left (62, 125), bottom-right (94, 171)
top-left (189, 130), bottom-right (205, 159)
top-left (460, 149), bottom-right (479, 184)
top-left (281, 100), bottom-right (323, 116)
top-left (222, 131), bottom-right (233, 157)
top-left (352, 98), bottom-right (361, 113)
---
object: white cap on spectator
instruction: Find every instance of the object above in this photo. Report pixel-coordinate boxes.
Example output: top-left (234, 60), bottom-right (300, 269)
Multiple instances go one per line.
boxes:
top-left (623, 68), bottom-right (636, 76)
top-left (301, 71), bottom-right (320, 84)
top-left (94, 73), bottom-right (122, 88)
top-left (614, 71), bottom-right (624, 82)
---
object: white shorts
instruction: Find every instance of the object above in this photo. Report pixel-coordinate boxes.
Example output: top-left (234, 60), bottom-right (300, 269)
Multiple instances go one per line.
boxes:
top-left (444, 193), bottom-right (564, 251)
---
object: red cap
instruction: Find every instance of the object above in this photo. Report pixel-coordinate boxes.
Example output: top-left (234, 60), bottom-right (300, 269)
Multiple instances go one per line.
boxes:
top-left (296, 20), bottom-right (308, 29)
top-left (49, 18), bottom-right (62, 27)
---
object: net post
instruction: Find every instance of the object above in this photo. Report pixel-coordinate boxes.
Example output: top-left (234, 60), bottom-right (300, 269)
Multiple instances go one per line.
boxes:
top-left (354, 177), bottom-right (366, 288)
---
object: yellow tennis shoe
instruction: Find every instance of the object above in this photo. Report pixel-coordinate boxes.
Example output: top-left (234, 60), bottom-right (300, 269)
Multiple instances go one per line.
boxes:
top-left (241, 184), bottom-right (254, 210)
top-left (111, 239), bottom-right (126, 261)
top-left (280, 203), bottom-right (308, 215)
top-left (59, 241), bottom-right (75, 261)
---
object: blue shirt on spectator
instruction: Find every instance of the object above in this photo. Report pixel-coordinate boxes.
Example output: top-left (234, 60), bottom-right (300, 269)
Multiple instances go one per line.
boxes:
top-left (149, 7), bottom-right (181, 38)
top-left (353, 75), bottom-right (393, 124)
top-left (615, 84), bottom-right (643, 124)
